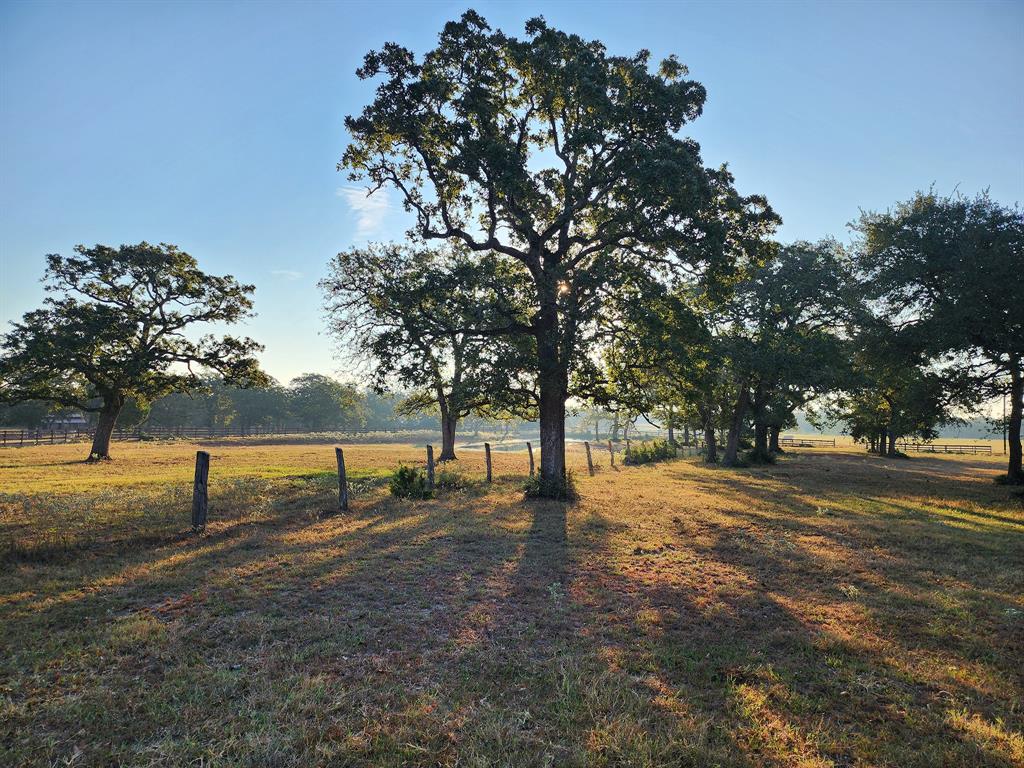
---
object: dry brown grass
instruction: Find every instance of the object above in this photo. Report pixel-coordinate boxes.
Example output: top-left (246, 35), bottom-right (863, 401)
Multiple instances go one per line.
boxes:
top-left (1, 441), bottom-right (1021, 766)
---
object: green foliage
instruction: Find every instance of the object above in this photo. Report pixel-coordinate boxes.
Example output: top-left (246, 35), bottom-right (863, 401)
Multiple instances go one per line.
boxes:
top-left (321, 244), bottom-right (535, 429)
top-left (388, 465), bottom-right (433, 499)
top-left (341, 10), bottom-right (776, 487)
top-left (624, 439), bottom-right (674, 465)
top-left (0, 401), bottom-right (56, 429)
top-left (435, 468), bottom-right (467, 490)
top-left (287, 373), bottom-right (366, 432)
top-left (0, 242), bottom-right (266, 457)
top-left (523, 470), bottom-right (578, 502)
top-left (743, 447), bottom-right (776, 465)
top-left (0, 242), bottom-right (265, 411)
top-left (854, 189), bottom-right (1023, 479)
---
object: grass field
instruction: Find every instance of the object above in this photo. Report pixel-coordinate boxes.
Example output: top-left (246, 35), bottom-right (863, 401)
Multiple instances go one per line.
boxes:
top-left (1, 439), bottom-right (1022, 767)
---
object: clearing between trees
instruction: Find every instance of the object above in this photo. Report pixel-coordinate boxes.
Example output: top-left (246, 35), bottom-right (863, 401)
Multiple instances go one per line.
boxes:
top-left (1, 440), bottom-right (1022, 767)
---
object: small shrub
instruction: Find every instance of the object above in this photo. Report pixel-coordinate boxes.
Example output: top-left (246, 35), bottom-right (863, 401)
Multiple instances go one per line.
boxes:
top-left (435, 468), bottom-right (467, 490)
top-left (624, 439), bottom-right (674, 465)
top-left (743, 447), bottom-right (776, 465)
top-left (523, 470), bottom-right (578, 501)
top-left (389, 465), bottom-right (433, 499)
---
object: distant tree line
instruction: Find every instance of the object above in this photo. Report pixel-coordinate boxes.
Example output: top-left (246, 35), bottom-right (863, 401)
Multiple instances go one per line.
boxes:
top-left (1, 376), bottom-right (451, 434)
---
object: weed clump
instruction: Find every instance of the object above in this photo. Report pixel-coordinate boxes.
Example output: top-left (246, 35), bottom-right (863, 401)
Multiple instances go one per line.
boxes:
top-left (624, 439), bottom-right (674, 465)
top-left (435, 467), bottom-right (467, 490)
top-left (389, 465), bottom-right (433, 499)
top-left (523, 470), bottom-right (578, 501)
top-left (743, 448), bottom-right (776, 465)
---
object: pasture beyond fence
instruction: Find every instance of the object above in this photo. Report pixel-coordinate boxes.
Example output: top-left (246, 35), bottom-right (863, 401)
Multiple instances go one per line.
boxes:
top-left (180, 438), bottom-right (702, 531)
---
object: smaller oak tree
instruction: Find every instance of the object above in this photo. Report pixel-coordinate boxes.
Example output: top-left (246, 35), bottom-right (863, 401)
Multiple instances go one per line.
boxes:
top-left (322, 244), bottom-right (534, 460)
top-left (0, 242), bottom-right (265, 460)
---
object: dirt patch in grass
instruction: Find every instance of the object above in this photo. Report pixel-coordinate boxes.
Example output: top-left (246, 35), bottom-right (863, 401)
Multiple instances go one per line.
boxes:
top-left (1, 443), bottom-right (1021, 766)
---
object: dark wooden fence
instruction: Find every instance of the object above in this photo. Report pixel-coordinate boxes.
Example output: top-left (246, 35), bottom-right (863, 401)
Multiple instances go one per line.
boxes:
top-left (780, 436), bottom-right (836, 447)
top-left (896, 442), bottom-right (992, 455)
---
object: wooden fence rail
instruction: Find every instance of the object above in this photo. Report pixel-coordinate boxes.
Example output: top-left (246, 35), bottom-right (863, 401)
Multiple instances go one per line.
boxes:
top-left (780, 436), bottom-right (836, 447)
top-left (896, 442), bottom-right (992, 455)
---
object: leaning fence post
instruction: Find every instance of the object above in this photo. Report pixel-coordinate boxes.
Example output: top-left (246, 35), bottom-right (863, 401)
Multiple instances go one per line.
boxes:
top-left (608, 439), bottom-right (615, 466)
top-left (484, 442), bottom-right (493, 482)
top-left (584, 441), bottom-right (595, 476)
top-left (191, 450), bottom-right (210, 532)
top-left (335, 447), bottom-right (349, 511)
top-left (426, 445), bottom-right (435, 489)
top-left (526, 441), bottom-right (535, 476)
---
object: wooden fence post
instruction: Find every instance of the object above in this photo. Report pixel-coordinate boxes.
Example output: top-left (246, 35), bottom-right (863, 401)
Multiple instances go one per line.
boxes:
top-left (426, 445), bottom-right (435, 489)
top-left (608, 439), bottom-right (615, 467)
top-left (191, 450), bottom-right (210, 532)
top-left (527, 441), bottom-right (535, 476)
top-left (335, 447), bottom-right (349, 511)
top-left (484, 442), bottom-right (493, 482)
top-left (585, 441), bottom-right (594, 476)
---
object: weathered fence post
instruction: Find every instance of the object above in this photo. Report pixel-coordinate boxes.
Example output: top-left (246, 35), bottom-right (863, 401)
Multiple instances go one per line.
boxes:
top-left (584, 441), bottom-right (595, 476)
top-left (426, 445), bottom-right (435, 489)
top-left (527, 441), bottom-right (535, 476)
top-left (608, 439), bottom-right (615, 467)
top-left (335, 447), bottom-right (349, 511)
top-left (191, 450), bottom-right (210, 532)
top-left (484, 442), bottom-right (493, 482)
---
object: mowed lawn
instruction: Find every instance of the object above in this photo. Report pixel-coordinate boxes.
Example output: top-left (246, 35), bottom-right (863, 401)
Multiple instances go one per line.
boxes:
top-left (1, 440), bottom-right (1022, 767)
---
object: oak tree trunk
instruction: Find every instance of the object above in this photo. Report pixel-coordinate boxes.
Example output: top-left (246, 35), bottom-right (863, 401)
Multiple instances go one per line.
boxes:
top-left (722, 385), bottom-right (750, 467)
top-left (887, 431), bottom-right (897, 456)
top-left (1007, 359), bottom-right (1022, 483)
top-left (769, 425), bottom-right (782, 453)
top-left (438, 407), bottom-right (458, 462)
top-left (754, 422), bottom-right (769, 456)
top-left (536, 307), bottom-right (567, 489)
top-left (88, 395), bottom-right (124, 460)
top-left (704, 425), bottom-right (717, 463)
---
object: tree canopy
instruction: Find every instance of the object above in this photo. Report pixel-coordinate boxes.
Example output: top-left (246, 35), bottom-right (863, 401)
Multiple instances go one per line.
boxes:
top-left (0, 242), bottom-right (265, 459)
top-left (322, 244), bottom-right (534, 459)
top-left (342, 11), bottom-right (776, 491)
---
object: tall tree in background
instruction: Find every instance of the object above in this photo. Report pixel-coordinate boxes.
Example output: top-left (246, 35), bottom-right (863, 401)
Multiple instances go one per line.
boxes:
top-left (732, 241), bottom-right (852, 463)
top-left (322, 244), bottom-right (534, 460)
top-left (855, 191), bottom-right (1024, 481)
top-left (810, 325), bottom-right (959, 454)
top-left (286, 374), bottom-right (366, 432)
top-left (341, 11), bottom-right (774, 491)
top-left (0, 243), bottom-right (264, 460)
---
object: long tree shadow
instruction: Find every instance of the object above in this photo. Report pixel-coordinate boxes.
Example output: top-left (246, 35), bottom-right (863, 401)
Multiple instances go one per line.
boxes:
top-left (5, 454), bottom-right (1022, 767)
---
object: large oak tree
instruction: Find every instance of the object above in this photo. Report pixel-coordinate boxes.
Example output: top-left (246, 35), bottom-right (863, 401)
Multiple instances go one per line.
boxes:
top-left (854, 191), bottom-right (1024, 481)
top-left (0, 242), bottom-right (265, 459)
top-left (341, 11), bottom-right (773, 488)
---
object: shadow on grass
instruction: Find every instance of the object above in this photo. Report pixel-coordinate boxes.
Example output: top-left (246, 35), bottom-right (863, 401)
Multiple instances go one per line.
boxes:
top-left (2, 454), bottom-right (1022, 767)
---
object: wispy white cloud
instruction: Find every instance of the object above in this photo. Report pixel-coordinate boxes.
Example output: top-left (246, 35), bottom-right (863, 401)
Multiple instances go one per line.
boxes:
top-left (270, 269), bottom-right (303, 281)
top-left (337, 186), bottom-right (391, 238)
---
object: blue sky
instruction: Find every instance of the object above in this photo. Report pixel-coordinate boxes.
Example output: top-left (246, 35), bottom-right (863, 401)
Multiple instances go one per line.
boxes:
top-left (2, 0), bottom-right (1022, 384)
